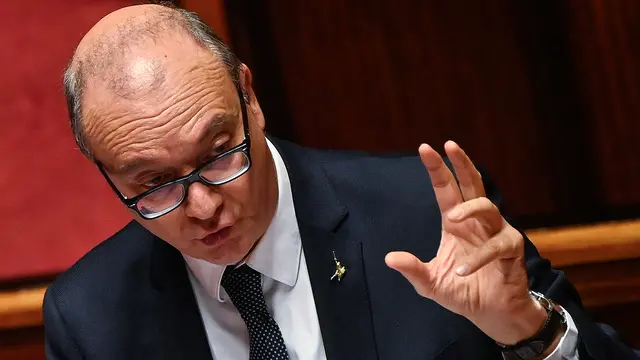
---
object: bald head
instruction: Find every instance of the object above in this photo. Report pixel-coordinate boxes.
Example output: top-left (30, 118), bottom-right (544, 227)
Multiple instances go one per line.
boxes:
top-left (64, 3), bottom-right (241, 159)
top-left (75, 5), bottom-right (181, 99)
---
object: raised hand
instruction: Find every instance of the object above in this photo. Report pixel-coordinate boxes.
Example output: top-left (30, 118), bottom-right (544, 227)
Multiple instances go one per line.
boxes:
top-left (385, 141), bottom-right (547, 345)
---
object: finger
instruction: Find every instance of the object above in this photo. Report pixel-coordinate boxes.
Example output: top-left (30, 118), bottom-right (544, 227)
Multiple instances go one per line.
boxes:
top-left (455, 228), bottom-right (521, 277)
top-left (447, 197), bottom-right (504, 232)
top-left (444, 141), bottom-right (486, 201)
top-left (385, 251), bottom-right (435, 297)
top-left (419, 144), bottom-right (463, 213)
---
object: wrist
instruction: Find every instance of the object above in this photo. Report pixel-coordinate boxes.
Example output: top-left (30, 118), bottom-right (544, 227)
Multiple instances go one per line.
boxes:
top-left (498, 291), bottom-right (569, 360)
top-left (495, 297), bottom-right (548, 345)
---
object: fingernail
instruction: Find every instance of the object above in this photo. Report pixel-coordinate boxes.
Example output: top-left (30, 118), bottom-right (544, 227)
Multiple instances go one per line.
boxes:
top-left (448, 208), bottom-right (463, 220)
top-left (456, 263), bottom-right (469, 276)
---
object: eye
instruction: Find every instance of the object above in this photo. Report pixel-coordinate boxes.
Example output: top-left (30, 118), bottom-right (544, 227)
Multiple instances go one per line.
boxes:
top-left (142, 174), bottom-right (172, 188)
top-left (213, 142), bottom-right (228, 153)
top-left (202, 143), bottom-right (228, 165)
top-left (198, 134), bottom-right (232, 165)
top-left (209, 135), bottom-right (231, 156)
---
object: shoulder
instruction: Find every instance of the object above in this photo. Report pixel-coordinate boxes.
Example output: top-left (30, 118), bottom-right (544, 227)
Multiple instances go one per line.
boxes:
top-left (274, 138), bottom-right (500, 209)
top-left (44, 221), bottom-right (156, 316)
top-left (275, 140), bottom-right (442, 239)
top-left (273, 138), bottom-right (432, 201)
top-left (304, 143), bottom-right (436, 206)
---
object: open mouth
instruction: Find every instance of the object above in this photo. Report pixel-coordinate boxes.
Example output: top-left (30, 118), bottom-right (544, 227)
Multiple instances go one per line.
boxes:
top-left (198, 225), bottom-right (234, 247)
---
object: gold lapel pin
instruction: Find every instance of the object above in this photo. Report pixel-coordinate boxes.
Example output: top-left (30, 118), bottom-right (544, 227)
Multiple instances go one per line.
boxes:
top-left (330, 250), bottom-right (347, 282)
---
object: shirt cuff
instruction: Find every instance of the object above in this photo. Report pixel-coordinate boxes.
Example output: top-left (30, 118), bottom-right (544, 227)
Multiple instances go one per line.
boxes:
top-left (542, 306), bottom-right (579, 360)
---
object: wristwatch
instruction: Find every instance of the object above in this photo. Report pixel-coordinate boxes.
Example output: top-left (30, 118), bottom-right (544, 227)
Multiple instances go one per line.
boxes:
top-left (499, 291), bottom-right (567, 360)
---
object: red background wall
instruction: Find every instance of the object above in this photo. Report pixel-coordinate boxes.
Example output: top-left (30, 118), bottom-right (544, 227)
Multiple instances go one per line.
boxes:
top-left (0, 0), bottom-right (133, 281)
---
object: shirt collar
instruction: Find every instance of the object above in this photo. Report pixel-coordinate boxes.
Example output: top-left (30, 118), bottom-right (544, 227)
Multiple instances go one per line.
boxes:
top-left (183, 139), bottom-right (302, 302)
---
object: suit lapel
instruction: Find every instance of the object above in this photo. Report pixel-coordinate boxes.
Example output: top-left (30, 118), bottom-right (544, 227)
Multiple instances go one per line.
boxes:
top-left (274, 139), bottom-right (379, 360)
top-left (299, 222), bottom-right (379, 360)
top-left (149, 238), bottom-right (213, 360)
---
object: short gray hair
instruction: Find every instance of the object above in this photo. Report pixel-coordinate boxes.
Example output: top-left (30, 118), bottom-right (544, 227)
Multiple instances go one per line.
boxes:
top-left (63, 3), bottom-right (242, 160)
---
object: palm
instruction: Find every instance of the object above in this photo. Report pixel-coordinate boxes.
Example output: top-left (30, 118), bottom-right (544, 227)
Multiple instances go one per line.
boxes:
top-left (431, 217), bottom-right (525, 317)
top-left (385, 141), bottom-right (530, 330)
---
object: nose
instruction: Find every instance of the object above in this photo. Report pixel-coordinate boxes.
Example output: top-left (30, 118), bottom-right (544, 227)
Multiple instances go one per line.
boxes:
top-left (183, 182), bottom-right (223, 220)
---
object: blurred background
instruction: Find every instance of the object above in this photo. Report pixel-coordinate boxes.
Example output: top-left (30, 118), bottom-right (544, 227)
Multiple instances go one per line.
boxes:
top-left (1, 0), bottom-right (639, 358)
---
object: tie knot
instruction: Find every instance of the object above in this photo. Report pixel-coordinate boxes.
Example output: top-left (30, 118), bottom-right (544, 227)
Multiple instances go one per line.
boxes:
top-left (221, 265), bottom-right (265, 314)
top-left (222, 265), bottom-right (260, 291)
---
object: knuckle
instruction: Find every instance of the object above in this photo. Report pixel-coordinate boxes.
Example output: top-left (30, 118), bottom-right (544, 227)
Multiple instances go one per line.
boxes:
top-left (458, 202), bottom-right (471, 214)
top-left (431, 177), bottom-right (449, 189)
top-left (478, 196), bottom-right (493, 208)
top-left (505, 239), bottom-right (518, 253)
top-left (491, 203), bottom-right (500, 215)
top-left (508, 228), bottom-right (525, 248)
top-left (477, 196), bottom-right (499, 214)
top-left (488, 240), bottom-right (503, 254)
top-left (500, 231), bottom-right (521, 254)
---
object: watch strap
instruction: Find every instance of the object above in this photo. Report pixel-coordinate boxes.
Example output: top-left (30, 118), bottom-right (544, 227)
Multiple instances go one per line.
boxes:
top-left (500, 291), bottom-right (567, 360)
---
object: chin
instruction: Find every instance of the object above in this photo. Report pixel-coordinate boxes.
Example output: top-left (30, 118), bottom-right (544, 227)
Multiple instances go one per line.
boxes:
top-left (201, 239), bottom-right (255, 265)
top-left (201, 252), bottom-right (243, 265)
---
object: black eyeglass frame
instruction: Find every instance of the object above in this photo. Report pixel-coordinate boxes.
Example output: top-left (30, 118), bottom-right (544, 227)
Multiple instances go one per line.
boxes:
top-left (96, 85), bottom-right (252, 220)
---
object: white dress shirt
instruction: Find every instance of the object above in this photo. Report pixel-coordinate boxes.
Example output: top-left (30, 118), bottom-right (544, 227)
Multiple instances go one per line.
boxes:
top-left (184, 140), bottom-right (579, 360)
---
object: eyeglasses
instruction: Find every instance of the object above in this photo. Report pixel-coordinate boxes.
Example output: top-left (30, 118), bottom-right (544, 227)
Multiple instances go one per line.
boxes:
top-left (97, 86), bottom-right (252, 220)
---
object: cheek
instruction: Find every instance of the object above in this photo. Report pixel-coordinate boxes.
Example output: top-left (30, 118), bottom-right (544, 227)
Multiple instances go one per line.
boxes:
top-left (239, 141), bottom-right (277, 219)
top-left (218, 174), bottom-right (255, 214)
top-left (216, 153), bottom-right (272, 223)
top-left (132, 210), bottom-right (187, 245)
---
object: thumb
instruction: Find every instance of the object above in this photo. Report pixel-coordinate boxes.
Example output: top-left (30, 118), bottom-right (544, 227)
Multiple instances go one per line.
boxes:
top-left (385, 251), bottom-right (434, 298)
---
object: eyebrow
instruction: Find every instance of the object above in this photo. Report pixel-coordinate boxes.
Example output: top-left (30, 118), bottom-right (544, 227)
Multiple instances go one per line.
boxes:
top-left (112, 112), bottom-right (234, 176)
top-left (195, 111), bottom-right (234, 146)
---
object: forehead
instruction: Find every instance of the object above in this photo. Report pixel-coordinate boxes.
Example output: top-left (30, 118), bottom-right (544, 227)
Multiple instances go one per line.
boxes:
top-left (83, 37), bottom-right (235, 105)
top-left (82, 50), bottom-right (239, 169)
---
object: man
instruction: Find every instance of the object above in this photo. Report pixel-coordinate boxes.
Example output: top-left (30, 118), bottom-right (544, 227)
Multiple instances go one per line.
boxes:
top-left (43, 3), bottom-right (638, 360)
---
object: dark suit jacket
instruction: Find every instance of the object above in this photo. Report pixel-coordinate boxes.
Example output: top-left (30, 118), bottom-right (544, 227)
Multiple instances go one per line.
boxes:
top-left (43, 139), bottom-right (639, 360)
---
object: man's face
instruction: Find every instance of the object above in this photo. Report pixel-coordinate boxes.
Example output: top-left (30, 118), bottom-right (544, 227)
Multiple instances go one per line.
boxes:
top-left (83, 44), bottom-right (277, 265)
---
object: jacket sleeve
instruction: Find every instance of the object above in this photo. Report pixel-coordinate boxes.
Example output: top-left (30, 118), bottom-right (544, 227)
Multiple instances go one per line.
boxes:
top-left (482, 172), bottom-right (640, 360)
top-left (43, 286), bottom-right (83, 360)
top-left (522, 235), bottom-right (639, 360)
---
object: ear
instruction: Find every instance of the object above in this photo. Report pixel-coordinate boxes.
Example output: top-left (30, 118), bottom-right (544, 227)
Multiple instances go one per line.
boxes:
top-left (239, 64), bottom-right (264, 131)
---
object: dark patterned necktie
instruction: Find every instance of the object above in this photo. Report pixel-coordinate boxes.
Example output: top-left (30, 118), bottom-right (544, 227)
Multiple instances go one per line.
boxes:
top-left (221, 265), bottom-right (291, 360)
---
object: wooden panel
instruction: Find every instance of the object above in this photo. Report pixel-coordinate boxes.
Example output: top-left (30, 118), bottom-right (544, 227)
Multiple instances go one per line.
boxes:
top-left (0, 327), bottom-right (45, 360)
top-left (563, 259), bottom-right (640, 308)
top-left (245, 1), bottom-right (557, 223)
top-left (0, 287), bottom-right (45, 331)
top-left (528, 220), bottom-right (640, 267)
top-left (224, 0), bottom-right (640, 229)
top-left (563, 0), bottom-right (640, 207)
